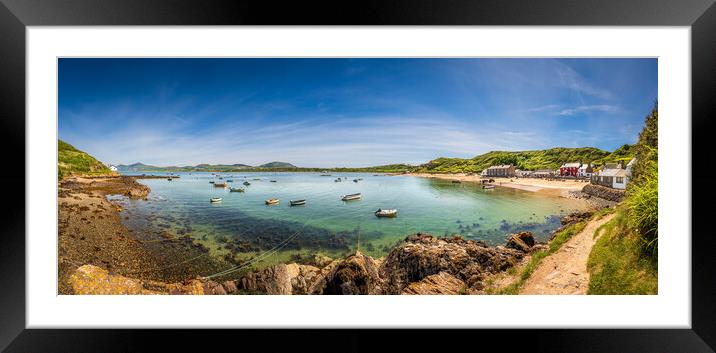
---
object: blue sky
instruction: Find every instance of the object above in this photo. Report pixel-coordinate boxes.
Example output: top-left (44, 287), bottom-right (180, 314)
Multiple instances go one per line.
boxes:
top-left (58, 58), bottom-right (657, 167)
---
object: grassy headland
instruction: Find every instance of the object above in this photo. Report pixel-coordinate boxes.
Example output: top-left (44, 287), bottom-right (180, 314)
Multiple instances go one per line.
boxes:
top-left (58, 139), bottom-right (113, 180)
top-left (586, 105), bottom-right (658, 294)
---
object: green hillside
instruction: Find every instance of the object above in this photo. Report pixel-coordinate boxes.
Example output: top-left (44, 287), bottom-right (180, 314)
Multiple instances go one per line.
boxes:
top-left (415, 146), bottom-right (634, 174)
top-left (58, 139), bottom-right (113, 180)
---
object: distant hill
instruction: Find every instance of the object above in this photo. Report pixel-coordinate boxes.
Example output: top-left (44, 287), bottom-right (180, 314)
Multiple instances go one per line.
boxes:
top-left (113, 146), bottom-right (633, 175)
top-left (415, 146), bottom-right (634, 174)
top-left (116, 162), bottom-right (163, 172)
top-left (58, 140), bottom-right (113, 180)
top-left (258, 161), bottom-right (296, 168)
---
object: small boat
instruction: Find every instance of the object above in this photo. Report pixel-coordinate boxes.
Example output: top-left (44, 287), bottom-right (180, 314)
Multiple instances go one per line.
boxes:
top-left (353, 179), bottom-right (359, 183)
top-left (243, 181), bottom-right (251, 186)
top-left (210, 197), bottom-right (222, 203)
top-left (341, 193), bottom-right (362, 201)
top-left (230, 187), bottom-right (245, 192)
top-left (320, 174), bottom-right (332, 177)
top-left (265, 198), bottom-right (280, 205)
top-left (167, 178), bottom-right (172, 181)
top-left (209, 181), bottom-right (215, 184)
top-left (451, 180), bottom-right (461, 184)
top-left (335, 178), bottom-right (342, 182)
top-left (482, 185), bottom-right (495, 189)
top-left (375, 208), bottom-right (398, 218)
top-left (270, 180), bottom-right (277, 183)
top-left (214, 182), bottom-right (228, 188)
top-left (226, 179), bottom-right (233, 183)
top-left (253, 178), bottom-right (261, 181)
top-left (289, 199), bottom-right (306, 206)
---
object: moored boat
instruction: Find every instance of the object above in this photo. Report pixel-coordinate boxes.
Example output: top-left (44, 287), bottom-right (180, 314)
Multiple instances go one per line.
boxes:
top-left (482, 185), bottom-right (495, 189)
top-left (375, 208), bottom-right (398, 217)
top-left (289, 199), bottom-right (306, 206)
top-left (335, 178), bottom-right (342, 182)
top-left (230, 187), bottom-right (245, 192)
top-left (353, 179), bottom-right (359, 182)
top-left (210, 197), bottom-right (222, 203)
top-left (265, 198), bottom-right (280, 205)
top-left (341, 193), bottom-right (362, 201)
top-left (209, 181), bottom-right (215, 184)
top-left (451, 180), bottom-right (461, 183)
top-left (270, 180), bottom-right (277, 183)
top-left (226, 179), bottom-right (233, 182)
top-left (214, 182), bottom-right (228, 188)
top-left (243, 181), bottom-right (251, 186)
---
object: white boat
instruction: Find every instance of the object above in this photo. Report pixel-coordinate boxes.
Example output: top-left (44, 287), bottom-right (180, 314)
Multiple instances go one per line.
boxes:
top-left (482, 185), bottom-right (495, 189)
top-left (210, 197), bottom-right (222, 203)
top-left (230, 187), bottom-right (245, 192)
top-left (265, 198), bottom-right (280, 205)
top-left (289, 199), bottom-right (306, 206)
top-left (341, 193), bottom-right (362, 201)
top-left (375, 209), bottom-right (398, 218)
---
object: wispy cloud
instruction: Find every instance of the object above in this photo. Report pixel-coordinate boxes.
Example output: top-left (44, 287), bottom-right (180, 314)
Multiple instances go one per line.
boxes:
top-left (557, 105), bottom-right (619, 116)
top-left (553, 61), bottom-right (614, 101)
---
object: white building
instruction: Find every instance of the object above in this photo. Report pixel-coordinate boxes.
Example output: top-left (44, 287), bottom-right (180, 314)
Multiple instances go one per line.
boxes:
top-left (578, 163), bottom-right (595, 177)
top-left (109, 165), bottom-right (118, 172)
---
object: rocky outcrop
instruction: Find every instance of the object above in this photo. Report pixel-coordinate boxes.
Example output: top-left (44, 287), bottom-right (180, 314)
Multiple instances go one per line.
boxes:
top-left (321, 251), bottom-right (383, 295)
top-left (237, 263), bottom-right (324, 294)
top-left (69, 265), bottom-right (204, 295)
top-left (506, 231), bottom-right (535, 252)
top-left (560, 210), bottom-right (594, 226)
top-left (379, 233), bottom-right (524, 294)
top-left (582, 184), bottom-right (625, 202)
top-left (402, 272), bottom-right (465, 295)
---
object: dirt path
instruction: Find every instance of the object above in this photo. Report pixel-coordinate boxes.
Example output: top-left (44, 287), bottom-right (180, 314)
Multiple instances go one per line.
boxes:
top-left (519, 214), bottom-right (615, 295)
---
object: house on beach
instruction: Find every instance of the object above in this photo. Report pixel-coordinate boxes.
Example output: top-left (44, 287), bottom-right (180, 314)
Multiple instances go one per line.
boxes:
top-left (578, 163), bottom-right (594, 177)
top-left (559, 162), bottom-right (581, 177)
top-left (590, 159), bottom-right (635, 190)
top-left (485, 164), bottom-right (516, 177)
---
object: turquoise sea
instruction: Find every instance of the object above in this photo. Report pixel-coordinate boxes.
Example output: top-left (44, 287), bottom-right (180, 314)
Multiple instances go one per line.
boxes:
top-left (112, 172), bottom-right (586, 264)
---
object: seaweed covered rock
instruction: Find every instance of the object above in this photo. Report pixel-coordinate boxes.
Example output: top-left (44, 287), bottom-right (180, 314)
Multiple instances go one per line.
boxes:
top-left (379, 233), bottom-right (523, 294)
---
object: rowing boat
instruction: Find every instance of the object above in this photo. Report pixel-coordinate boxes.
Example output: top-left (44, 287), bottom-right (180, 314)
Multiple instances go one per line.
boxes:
top-left (210, 197), bottom-right (222, 203)
top-left (341, 193), bottom-right (362, 201)
top-left (230, 187), bottom-right (245, 192)
top-left (265, 198), bottom-right (280, 205)
top-left (289, 199), bottom-right (306, 206)
top-left (375, 208), bottom-right (398, 217)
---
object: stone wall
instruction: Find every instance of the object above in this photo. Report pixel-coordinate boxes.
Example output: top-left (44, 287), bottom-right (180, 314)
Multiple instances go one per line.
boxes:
top-left (582, 183), bottom-right (625, 202)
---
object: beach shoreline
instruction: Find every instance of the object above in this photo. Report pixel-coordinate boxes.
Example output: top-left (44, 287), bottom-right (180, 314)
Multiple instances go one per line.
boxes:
top-left (57, 176), bottom-right (223, 294)
top-left (402, 173), bottom-right (587, 195)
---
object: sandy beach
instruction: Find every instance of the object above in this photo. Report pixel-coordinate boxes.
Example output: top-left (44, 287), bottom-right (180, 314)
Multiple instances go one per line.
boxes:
top-left (403, 173), bottom-right (589, 196)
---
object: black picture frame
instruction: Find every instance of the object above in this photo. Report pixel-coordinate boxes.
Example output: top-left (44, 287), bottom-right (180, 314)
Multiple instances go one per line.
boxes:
top-left (1, 0), bottom-right (714, 351)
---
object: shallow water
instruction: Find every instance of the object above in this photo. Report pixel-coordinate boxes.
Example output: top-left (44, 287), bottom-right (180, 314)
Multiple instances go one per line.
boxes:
top-left (113, 172), bottom-right (585, 262)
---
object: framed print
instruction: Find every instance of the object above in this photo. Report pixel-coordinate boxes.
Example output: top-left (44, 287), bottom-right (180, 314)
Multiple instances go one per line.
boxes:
top-left (1, 0), bottom-right (715, 351)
